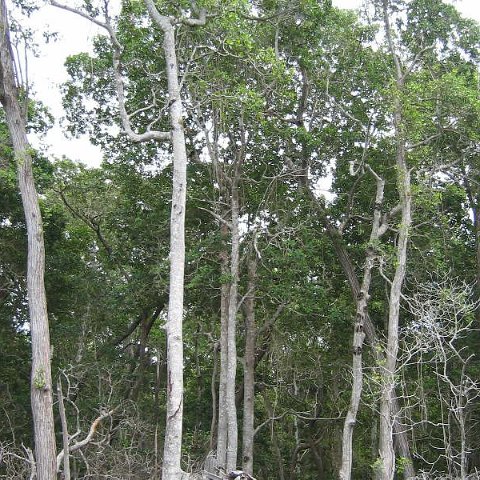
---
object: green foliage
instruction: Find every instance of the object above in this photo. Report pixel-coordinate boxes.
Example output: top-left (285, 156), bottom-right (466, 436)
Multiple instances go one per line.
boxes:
top-left (2, 0), bottom-right (480, 478)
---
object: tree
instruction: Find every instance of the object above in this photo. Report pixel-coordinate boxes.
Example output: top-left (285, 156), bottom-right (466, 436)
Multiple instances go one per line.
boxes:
top-left (1, 1), bottom-right (477, 479)
top-left (0, 1), bottom-right (56, 478)
top-left (51, 1), bottom-right (207, 477)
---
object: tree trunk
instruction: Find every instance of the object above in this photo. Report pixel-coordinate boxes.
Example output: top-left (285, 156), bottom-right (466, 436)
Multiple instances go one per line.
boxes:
top-left (217, 222), bottom-right (230, 470)
top-left (0, 2), bottom-right (57, 479)
top-left (161, 24), bottom-right (188, 480)
top-left (226, 179), bottom-right (240, 472)
top-left (143, 4), bottom-right (189, 477)
top-left (209, 339), bottom-right (220, 451)
top-left (339, 171), bottom-right (385, 480)
top-left (242, 257), bottom-right (257, 475)
top-left (377, 3), bottom-right (411, 478)
top-left (311, 181), bottom-right (415, 479)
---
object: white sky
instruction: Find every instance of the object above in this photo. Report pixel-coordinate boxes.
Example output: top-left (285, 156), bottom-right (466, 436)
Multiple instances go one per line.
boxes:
top-left (24, 0), bottom-right (480, 168)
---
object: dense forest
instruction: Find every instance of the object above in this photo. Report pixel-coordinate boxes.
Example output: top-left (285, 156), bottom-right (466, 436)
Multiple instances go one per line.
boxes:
top-left (1, 0), bottom-right (480, 479)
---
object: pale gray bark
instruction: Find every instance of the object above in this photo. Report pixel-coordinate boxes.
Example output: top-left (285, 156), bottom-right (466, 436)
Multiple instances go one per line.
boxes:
top-left (378, 175), bottom-right (410, 479)
top-left (198, 110), bottom-right (244, 473)
top-left (52, 2), bottom-right (204, 476)
top-left (0, 3), bottom-right (57, 479)
top-left (377, 2), bottom-right (412, 478)
top-left (143, 2), bottom-right (191, 478)
top-left (217, 225), bottom-right (230, 469)
top-left (226, 177), bottom-right (240, 472)
top-left (201, 113), bottom-right (230, 468)
top-left (242, 257), bottom-right (257, 475)
top-left (339, 168), bottom-right (385, 480)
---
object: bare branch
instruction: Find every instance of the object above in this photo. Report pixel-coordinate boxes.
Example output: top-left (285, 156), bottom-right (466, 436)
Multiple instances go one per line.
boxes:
top-left (56, 407), bottom-right (118, 471)
top-left (197, 206), bottom-right (233, 229)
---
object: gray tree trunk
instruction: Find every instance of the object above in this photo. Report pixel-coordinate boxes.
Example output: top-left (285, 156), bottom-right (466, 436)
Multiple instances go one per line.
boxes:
top-left (217, 223), bottom-right (230, 469)
top-left (144, 3), bottom-right (193, 478)
top-left (308, 164), bottom-right (415, 479)
top-left (0, 2), bottom-right (57, 478)
top-left (339, 170), bottom-right (385, 480)
top-left (157, 24), bottom-right (186, 480)
top-left (226, 179), bottom-right (240, 472)
top-left (242, 257), bottom-right (257, 475)
top-left (50, 1), bottom-right (206, 477)
top-left (377, 2), bottom-right (412, 478)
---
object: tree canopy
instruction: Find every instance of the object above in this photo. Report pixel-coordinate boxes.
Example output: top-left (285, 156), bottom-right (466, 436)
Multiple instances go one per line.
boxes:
top-left (1, 1), bottom-right (480, 479)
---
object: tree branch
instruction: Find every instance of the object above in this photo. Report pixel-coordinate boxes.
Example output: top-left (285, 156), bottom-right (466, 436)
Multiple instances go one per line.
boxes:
top-left (51, 0), bottom-right (171, 143)
top-left (56, 407), bottom-right (117, 471)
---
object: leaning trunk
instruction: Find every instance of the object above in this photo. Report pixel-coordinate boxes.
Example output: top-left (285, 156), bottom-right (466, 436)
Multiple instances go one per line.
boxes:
top-left (0, 2), bottom-right (57, 478)
top-left (315, 197), bottom-right (414, 477)
top-left (339, 172), bottom-right (385, 480)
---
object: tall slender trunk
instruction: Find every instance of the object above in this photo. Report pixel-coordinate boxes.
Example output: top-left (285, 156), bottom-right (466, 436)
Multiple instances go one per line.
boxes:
top-left (311, 180), bottom-right (414, 478)
top-left (242, 257), bottom-right (257, 475)
top-left (0, 2), bottom-right (57, 478)
top-left (378, 3), bottom-right (411, 477)
top-left (377, 162), bottom-right (410, 479)
top-left (217, 222), bottom-right (230, 469)
top-left (143, 3), bottom-right (189, 477)
top-left (209, 339), bottom-right (220, 451)
top-left (226, 180), bottom-right (240, 472)
top-left (339, 171), bottom-right (385, 480)
top-left (161, 25), bottom-right (188, 480)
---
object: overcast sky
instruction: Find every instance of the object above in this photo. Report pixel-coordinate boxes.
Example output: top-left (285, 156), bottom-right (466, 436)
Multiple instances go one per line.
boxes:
top-left (25, 0), bottom-right (480, 167)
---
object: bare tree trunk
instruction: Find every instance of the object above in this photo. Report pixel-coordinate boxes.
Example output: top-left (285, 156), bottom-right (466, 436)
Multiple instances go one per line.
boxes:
top-left (339, 169), bottom-right (385, 480)
top-left (144, 3), bottom-right (192, 477)
top-left (242, 257), bottom-right (257, 475)
top-left (378, 3), bottom-right (411, 478)
top-left (0, 2), bottom-right (57, 479)
top-left (155, 349), bottom-right (163, 477)
top-left (313, 198), bottom-right (414, 478)
top-left (217, 223), bottom-right (230, 470)
top-left (160, 25), bottom-right (186, 480)
top-left (51, 1), bottom-right (208, 477)
top-left (325, 215), bottom-right (415, 478)
top-left (226, 179), bottom-right (240, 472)
top-left (209, 340), bottom-right (220, 451)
